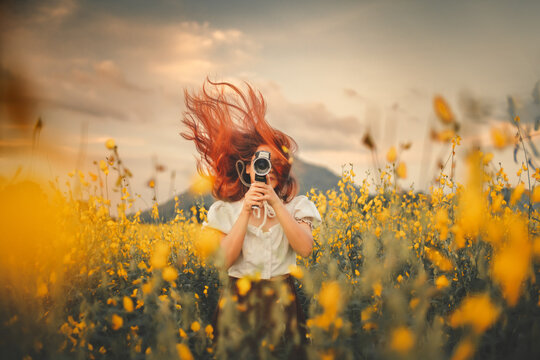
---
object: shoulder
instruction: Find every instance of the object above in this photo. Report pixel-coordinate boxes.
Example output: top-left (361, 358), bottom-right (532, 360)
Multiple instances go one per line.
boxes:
top-left (287, 195), bottom-right (322, 227)
top-left (287, 195), bottom-right (314, 209)
top-left (205, 199), bottom-right (242, 234)
top-left (208, 199), bottom-right (243, 212)
top-left (208, 199), bottom-right (228, 212)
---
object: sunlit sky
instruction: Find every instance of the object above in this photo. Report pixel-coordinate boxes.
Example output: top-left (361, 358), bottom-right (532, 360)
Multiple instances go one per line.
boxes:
top-left (1, 0), bottom-right (539, 209)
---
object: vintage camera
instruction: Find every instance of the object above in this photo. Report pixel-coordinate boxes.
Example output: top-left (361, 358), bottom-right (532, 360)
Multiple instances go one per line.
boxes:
top-left (252, 150), bottom-right (272, 183)
top-left (251, 150), bottom-right (271, 213)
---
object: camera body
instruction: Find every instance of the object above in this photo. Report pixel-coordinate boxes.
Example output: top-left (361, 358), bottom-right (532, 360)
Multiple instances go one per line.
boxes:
top-left (252, 150), bottom-right (272, 183)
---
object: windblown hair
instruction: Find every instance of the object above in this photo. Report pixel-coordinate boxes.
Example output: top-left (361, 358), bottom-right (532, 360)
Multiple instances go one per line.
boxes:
top-left (181, 79), bottom-right (298, 202)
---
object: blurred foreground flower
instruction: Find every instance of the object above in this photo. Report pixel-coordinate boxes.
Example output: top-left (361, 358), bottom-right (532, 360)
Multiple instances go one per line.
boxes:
top-left (111, 314), bottom-right (123, 330)
top-left (288, 264), bottom-right (304, 279)
top-left (123, 296), bottom-right (134, 312)
top-left (449, 293), bottom-right (500, 333)
top-left (434, 95), bottom-right (455, 124)
top-left (390, 326), bottom-right (415, 353)
top-left (150, 242), bottom-right (170, 269)
top-left (425, 247), bottom-right (453, 272)
top-left (237, 277), bottom-right (251, 296)
top-left (451, 338), bottom-right (475, 360)
top-left (431, 128), bottom-right (456, 142)
top-left (105, 138), bottom-right (116, 150)
top-left (435, 275), bottom-right (450, 289)
top-left (162, 266), bottom-right (178, 282)
top-left (176, 343), bottom-right (194, 360)
top-left (195, 227), bottom-right (222, 259)
top-left (190, 173), bottom-right (214, 195)
top-left (386, 146), bottom-right (397, 163)
top-left (490, 127), bottom-right (514, 149)
top-left (396, 162), bottom-right (407, 179)
top-left (491, 215), bottom-right (531, 306)
top-left (99, 160), bottom-right (109, 175)
top-left (309, 281), bottom-right (342, 329)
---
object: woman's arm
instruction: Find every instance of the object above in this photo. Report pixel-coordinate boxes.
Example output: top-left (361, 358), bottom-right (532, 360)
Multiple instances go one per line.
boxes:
top-left (219, 211), bottom-right (250, 268)
top-left (273, 201), bottom-right (314, 257)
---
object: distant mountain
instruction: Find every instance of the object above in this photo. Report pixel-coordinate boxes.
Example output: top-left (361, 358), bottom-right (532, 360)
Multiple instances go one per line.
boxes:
top-left (137, 158), bottom-right (341, 223)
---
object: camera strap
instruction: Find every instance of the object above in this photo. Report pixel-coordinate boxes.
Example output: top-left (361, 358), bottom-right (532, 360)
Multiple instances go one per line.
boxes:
top-left (235, 160), bottom-right (251, 187)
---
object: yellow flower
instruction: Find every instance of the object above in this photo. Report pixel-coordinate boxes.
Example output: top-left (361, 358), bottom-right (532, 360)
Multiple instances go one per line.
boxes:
top-left (434, 95), bottom-right (454, 124)
top-left (396, 162), bottom-right (407, 179)
top-left (195, 228), bottom-right (222, 259)
top-left (451, 338), bottom-right (475, 360)
top-left (237, 277), bottom-right (251, 296)
top-left (176, 343), bottom-right (194, 360)
top-left (205, 324), bottom-right (214, 339)
top-left (99, 160), bottom-right (109, 175)
top-left (390, 326), bottom-right (415, 353)
top-left (482, 152), bottom-right (494, 165)
top-left (424, 247), bottom-right (453, 272)
top-left (142, 282), bottom-right (153, 295)
top-left (319, 281), bottom-right (341, 311)
top-left (372, 282), bottom-right (382, 297)
top-left (533, 237), bottom-right (540, 260)
top-left (111, 314), bottom-right (123, 330)
top-left (179, 328), bottom-right (187, 338)
top-left (435, 275), bottom-right (449, 289)
top-left (492, 216), bottom-right (531, 306)
top-left (434, 208), bottom-right (449, 240)
top-left (150, 242), bottom-right (169, 269)
top-left (190, 173), bottom-right (214, 195)
top-left (532, 186), bottom-right (540, 203)
top-left (386, 146), bottom-right (397, 163)
top-left (288, 264), bottom-right (304, 279)
top-left (162, 266), bottom-right (178, 282)
top-left (123, 296), bottom-right (134, 312)
top-left (320, 349), bottom-right (335, 360)
top-left (449, 293), bottom-right (500, 333)
top-left (510, 183), bottom-right (525, 205)
top-left (457, 151), bottom-right (486, 236)
top-left (36, 282), bottom-right (48, 297)
top-left (105, 138), bottom-right (116, 150)
top-left (310, 281), bottom-right (343, 329)
top-left (491, 127), bottom-right (509, 149)
top-left (436, 129), bottom-right (456, 142)
top-left (191, 321), bottom-right (201, 332)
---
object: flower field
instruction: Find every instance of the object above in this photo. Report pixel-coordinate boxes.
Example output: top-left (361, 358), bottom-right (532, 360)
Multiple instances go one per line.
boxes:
top-left (1, 121), bottom-right (540, 359)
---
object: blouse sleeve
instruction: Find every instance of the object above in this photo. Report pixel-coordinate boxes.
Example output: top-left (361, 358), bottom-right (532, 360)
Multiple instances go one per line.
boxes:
top-left (203, 200), bottom-right (233, 234)
top-left (293, 195), bottom-right (322, 229)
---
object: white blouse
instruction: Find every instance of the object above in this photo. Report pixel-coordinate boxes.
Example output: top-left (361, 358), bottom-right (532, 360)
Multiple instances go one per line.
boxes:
top-left (203, 195), bottom-right (322, 279)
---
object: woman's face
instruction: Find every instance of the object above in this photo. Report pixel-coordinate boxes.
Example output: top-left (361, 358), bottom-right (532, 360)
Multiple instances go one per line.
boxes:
top-left (246, 144), bottom-right (278, 188)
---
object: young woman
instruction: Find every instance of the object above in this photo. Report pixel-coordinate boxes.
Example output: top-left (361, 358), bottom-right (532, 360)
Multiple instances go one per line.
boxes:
top-left (181, 79), bottom-right (321, 359)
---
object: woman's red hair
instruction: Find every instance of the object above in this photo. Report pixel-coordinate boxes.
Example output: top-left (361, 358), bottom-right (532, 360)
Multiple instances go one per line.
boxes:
top-left (181, 79), bottom-right (298, 202)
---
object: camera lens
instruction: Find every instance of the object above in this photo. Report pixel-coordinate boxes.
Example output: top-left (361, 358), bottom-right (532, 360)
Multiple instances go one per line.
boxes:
top-left (253, 158), bottom-right (270, 175)
top-left (253, 150), bottom-right (271, 177)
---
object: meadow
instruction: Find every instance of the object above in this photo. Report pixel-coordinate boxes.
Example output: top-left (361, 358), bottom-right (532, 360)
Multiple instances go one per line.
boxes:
top-left (1, 101), bottom-right (539, 359)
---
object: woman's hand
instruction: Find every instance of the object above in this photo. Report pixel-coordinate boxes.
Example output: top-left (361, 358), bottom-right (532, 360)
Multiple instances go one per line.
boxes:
top-left (241, 183), bottom-right (265, 214)
top-left (253, 181), bottom-right (281, 208)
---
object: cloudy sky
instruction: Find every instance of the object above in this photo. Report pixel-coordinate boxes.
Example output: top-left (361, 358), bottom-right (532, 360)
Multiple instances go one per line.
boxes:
top-left (1, 0), bottom-right (539, 209)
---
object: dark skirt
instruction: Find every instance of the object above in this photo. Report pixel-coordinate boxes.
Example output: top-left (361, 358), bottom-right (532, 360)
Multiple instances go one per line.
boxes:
top-left (211, 275), bottom-right (308, 359)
